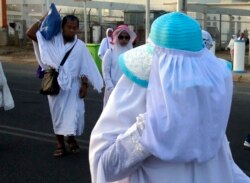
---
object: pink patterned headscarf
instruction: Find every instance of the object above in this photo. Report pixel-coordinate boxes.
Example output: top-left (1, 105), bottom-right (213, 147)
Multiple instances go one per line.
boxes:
top-left (112, 25), bottom-right (136, 46)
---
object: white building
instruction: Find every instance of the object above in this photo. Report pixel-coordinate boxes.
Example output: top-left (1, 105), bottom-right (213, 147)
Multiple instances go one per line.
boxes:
top-left (5, 0), bottom-right (250, 47)
top-left (96, 0), bottom-right (250, 46)
top-left (6, 0), bottom-right (145, 43)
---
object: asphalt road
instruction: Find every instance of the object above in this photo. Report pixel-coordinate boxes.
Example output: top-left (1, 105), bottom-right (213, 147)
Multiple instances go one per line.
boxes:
top-left (0, 61), bottom-right (250, 182)
top-left (0, 61), bottom-right (103, 183)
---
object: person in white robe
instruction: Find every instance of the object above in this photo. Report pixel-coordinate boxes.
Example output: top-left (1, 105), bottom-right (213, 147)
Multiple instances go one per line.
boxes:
top-left (226, 35), bottom-right (236, 62)
top-left (0, 62), bottom-right (15, 111)
top-left (237, 32), bottom-right (247, 41)
top-left (89, 12), bottom-right (250, 183)
top-left (27, 14), bottom-right (103, 157)
top-left (98, 28), bottom-right (113, 60)
top-left (202, 29), bottom-right (213, 49)
top-left (102, 25), bottom-right (136, 107)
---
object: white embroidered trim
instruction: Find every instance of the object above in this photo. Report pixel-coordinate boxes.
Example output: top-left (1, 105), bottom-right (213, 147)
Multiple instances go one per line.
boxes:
top-left (123, 45), bottom-right (152, 81)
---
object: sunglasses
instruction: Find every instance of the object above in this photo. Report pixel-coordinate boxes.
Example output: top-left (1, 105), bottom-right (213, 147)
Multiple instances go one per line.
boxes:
top-left (118, 35), bottom-right (130, 41)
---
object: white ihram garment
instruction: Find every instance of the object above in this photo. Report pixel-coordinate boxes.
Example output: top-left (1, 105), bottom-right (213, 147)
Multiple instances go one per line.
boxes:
top-left (34, 32), bottom-right (103, 136)
top-left (0, 62), bottom-right (14, 111)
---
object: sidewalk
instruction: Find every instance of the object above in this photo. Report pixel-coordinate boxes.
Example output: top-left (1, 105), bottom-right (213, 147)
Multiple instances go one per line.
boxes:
top-left (0, 45), bottom-right (36, 63)
top-left (1, 46), bottom-right (250, 83)
top-left (216, 51), bottom-right (250, 83)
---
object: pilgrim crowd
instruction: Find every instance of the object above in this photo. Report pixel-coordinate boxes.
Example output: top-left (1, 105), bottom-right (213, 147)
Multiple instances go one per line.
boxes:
top-left (1, 3), bottom-right (250, 183)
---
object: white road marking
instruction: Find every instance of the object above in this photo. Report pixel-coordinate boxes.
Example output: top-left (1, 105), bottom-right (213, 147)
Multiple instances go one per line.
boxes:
top-left (0, 125), bottom-right (89, 149)
top-left (11, 88), bottom-right (103, 102)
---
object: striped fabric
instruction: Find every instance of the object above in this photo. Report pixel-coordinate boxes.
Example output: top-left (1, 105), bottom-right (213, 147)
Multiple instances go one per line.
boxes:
top-left (149, 12), bottom-right (203, 52)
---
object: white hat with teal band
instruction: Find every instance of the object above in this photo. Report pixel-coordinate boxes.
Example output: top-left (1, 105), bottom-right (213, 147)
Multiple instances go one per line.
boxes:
top-left (118, 44), bottom-right (153, 88)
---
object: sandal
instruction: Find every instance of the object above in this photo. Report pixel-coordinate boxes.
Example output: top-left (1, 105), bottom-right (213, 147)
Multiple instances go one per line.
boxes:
top-left (53, 146), bottom-right (66, 157)
top-left (67, 138), bottom-right (80, 153)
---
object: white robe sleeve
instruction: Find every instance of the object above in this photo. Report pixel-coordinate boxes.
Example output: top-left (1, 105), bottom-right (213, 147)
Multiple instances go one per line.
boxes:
top-left (102, 49), bottom-right (114, 89)
top-left (79, 42), bottom-right (104, 93)
top-left (89, 75), bottom-right (148, 183)
top-left (32, 41), bottom-right (48, 70)
top-left (101, 114), bottom-right (150, 182)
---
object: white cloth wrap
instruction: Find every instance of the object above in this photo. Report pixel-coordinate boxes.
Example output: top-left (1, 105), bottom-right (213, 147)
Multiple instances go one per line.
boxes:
top-left (101, 114), bottom-right (150, 182)
top-left (0, 62), bottom-right (14, 110)
top-left (89, 75), bottom-right (250, 183)
top-left (33, 32), bottom-right (103, 136)
top-left (141, 47), bottom-right (233, 163)
top-left (102, 43), bottom-right (133, 106)
top-left (89, 76), bottom-right (147, 183)
top-left (34, 32), bottom-right (103, 92)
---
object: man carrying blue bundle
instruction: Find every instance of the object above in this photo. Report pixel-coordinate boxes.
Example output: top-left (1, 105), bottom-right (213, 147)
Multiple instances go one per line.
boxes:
top-left (26, 5), bottom-right (103, 157)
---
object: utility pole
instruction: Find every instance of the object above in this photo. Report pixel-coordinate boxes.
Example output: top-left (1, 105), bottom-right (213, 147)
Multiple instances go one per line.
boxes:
top-left (0, 0), bottom-right (7, 29)
top-left (74, 0), bottom-right (89, 43)
top-left (145, 0), bottom-right (150, 41)
top-left (83, 1), bottom-right (88, 43)
top-left (46, 0), bottom-right (50, 10)
top-left (176, 0), bottom-right (187, 13)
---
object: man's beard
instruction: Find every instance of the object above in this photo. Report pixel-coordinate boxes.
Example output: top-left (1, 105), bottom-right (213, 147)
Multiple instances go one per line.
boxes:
top-left (63, 34), bottom-right (75, 42)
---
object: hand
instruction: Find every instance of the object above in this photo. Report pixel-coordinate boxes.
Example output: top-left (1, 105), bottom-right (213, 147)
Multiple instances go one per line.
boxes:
top-left (79, 76), bottom-right (88, 98)
top-left (107, 86), bottom-right (114, 93)
top-left (79, 83), bottom-right (88, 98)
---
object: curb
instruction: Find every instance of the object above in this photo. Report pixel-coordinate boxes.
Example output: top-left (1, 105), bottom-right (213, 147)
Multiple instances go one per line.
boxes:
top-left (1, 47), bottom-right (250, 83)
top-left (233, 72), bottom-right (250, 83)
top-left (0, 56), bottom-right (36, 64)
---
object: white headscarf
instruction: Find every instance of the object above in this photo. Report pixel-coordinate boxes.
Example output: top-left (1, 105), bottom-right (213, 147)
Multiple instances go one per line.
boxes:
top-left (110, 25), bottom-right (136, 68)
top-left (202, 30), bottom-right (213, 49)
top-left (105, 28), bottom-right (113, 48)
top-left (98, 28), bottom-right (113, 59)
top-left (106, 28), bottom-right (113, 37)
top-left (140, 12), bottom-right (233, 163)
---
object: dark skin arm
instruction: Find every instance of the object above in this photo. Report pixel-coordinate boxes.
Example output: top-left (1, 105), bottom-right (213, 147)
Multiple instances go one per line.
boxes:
top-left (79, 76), bottom-right (88, 98)
top-left (26, 13), bottom-right (47, 42)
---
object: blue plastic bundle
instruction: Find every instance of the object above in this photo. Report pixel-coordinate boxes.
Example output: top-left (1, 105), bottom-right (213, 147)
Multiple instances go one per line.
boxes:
top-left (40, 3), bottom-right (61, 40)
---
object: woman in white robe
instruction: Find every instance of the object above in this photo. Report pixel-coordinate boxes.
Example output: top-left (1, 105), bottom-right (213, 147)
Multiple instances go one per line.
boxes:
top-left (102, 25), bottom-right (136, 107)
top-left (202, 29), bottom-right (213, 49)
top-left (89, 12), bottom-right (250, 183)
top-left (98, 28), bottom-right (113, 60)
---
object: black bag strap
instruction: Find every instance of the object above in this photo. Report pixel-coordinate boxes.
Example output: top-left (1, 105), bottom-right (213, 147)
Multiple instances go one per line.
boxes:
top-left (60, 40), bottom-right (78, 66)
